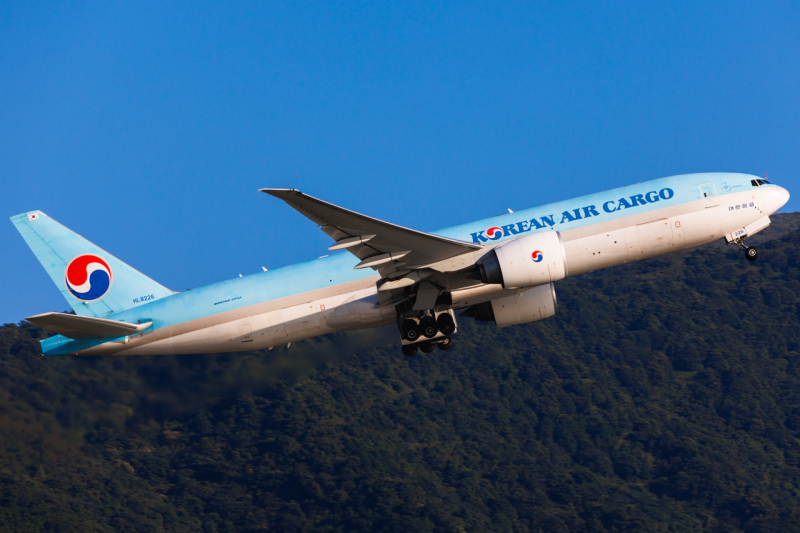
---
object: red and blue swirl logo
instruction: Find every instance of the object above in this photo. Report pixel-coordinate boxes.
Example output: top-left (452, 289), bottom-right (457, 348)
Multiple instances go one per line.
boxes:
top-left (486, 227), bottom-right (503, 241)
top-left (531, 250), bottom-right (544, 263)
top-left (64, 254), bottom-right (113, 301)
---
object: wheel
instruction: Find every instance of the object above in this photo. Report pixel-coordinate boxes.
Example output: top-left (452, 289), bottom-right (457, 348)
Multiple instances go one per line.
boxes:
top-left (419, 342), bottom-right (436, 353)
top-left (419, 316), bottom-right (438, 338)
top-left (437, 313), bottom-right (456, 336)
top-left (437, 337), bottom-right (453, 351)
top-left (402, 344), bottom-right (418, 357)
top-left (745, 246), bottom-right (759, 262)
top-left (401, 319), bottom-right (420, 342)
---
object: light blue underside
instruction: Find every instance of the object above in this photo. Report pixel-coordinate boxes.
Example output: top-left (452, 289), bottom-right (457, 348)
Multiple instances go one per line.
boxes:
top-left (32, 172), bottom-right (766, 355)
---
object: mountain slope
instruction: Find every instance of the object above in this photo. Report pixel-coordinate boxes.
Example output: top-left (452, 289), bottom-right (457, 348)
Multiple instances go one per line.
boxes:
top-left (3, 217), bottom-right (800, 532)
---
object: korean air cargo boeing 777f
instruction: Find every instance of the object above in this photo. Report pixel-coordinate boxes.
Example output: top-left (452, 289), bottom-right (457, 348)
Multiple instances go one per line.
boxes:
top-left (11, 173), bottom-right (790, 357)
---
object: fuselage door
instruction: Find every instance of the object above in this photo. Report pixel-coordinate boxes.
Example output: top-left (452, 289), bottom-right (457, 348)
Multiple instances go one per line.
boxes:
top-left (239, 324), bottom-right (253, 343)
top-left (700, 183), bottom-right (719, 208)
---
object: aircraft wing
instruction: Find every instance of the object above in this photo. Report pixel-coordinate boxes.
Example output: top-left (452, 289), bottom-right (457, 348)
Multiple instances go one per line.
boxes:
top-left (261, 189), bottom-right (482, 270)
top-left (27, 312), bottom-right (152, 340)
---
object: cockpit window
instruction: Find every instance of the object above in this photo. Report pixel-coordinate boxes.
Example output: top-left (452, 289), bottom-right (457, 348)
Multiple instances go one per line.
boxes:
top-left (763, 179), bottom-right (771, 184)
top-left (751, 179), bottom-right (771, 187)
top-left (751, 180), bottom-right (759, 187)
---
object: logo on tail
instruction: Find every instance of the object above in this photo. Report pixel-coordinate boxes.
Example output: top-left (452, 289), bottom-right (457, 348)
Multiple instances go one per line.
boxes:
top-left (65, 254), bottom-right (113, 301)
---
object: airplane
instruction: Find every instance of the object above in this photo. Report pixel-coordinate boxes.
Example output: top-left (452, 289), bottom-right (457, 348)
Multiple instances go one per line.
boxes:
top-left (11, 173), bottom-right (790, 357)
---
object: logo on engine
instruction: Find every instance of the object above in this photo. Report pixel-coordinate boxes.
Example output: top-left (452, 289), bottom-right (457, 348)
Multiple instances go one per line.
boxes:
top-left (531, 251), bottom-right (544, 262)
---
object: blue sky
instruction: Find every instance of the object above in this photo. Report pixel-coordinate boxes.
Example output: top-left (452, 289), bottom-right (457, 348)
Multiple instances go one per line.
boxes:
top-left (2, 1), bottom-right (799, 324)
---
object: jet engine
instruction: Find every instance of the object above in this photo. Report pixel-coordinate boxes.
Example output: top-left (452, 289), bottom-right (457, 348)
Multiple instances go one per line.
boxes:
top-left (477, 231), bottom-right (568, 288)
top-left (461, 283), bottom-right (558, 327)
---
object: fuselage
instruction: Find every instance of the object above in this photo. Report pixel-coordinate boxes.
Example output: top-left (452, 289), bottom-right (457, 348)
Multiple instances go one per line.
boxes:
top-left (41, 173), bottom-right (790, 356)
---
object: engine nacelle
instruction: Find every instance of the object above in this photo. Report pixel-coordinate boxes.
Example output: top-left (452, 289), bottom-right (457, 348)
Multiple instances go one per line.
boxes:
top-left (478, 231), bottom-right (568, 288)
top-left (464, 283), bottom-right (558, 327)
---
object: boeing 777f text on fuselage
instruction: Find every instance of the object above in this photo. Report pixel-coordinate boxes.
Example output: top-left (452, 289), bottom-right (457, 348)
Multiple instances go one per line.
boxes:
top-left (11, 173), bottom-right (790, 357)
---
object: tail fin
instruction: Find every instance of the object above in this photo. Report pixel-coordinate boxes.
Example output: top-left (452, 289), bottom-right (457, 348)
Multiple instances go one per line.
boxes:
top-left (10, 211), bottom-right (176, 318)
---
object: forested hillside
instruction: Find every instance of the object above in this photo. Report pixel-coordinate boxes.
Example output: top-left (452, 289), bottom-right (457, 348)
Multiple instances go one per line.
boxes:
top-left (3, 216), bottom-right (800, 532)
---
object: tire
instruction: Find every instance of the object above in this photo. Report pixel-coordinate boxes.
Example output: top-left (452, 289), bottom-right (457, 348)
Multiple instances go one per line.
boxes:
top-left (419, 316), bottom-right (438, 338)
top-left (437, 313), bottom-right (456, 336)
top-left (401, 319), bottom-right (420, 342)
top-left (402, 344), bottom-right (418, 357)
top-left (437, 337), bottom-right (453, 351)
top-left (745, 246), bottom-right (759, 262)
top-left (419, 342), bottom-right (436, 353)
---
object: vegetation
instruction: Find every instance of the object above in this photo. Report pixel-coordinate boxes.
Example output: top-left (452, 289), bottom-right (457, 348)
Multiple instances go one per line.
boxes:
top-left (3, 215), bottom-right (800, 532)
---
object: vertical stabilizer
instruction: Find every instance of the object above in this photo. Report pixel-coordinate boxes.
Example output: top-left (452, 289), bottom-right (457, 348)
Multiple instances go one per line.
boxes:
top-left (10, 211), bottom-right (176, 318)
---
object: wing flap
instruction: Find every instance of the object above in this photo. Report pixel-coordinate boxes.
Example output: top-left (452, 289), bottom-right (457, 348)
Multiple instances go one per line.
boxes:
top-left (27, 312), bottom-right (152, 340)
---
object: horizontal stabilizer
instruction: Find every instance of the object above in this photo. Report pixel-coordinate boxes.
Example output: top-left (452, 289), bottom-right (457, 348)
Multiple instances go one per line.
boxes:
top-left (27, 312), bottom-right (152, 340)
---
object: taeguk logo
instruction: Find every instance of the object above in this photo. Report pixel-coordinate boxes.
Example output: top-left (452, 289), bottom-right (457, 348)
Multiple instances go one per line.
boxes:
top-left (531, 251), bottom-right (544, 262)
top-left (486, 227), bottom-right (503, 240)
top-left (65, 254), bottom-right (113, 301)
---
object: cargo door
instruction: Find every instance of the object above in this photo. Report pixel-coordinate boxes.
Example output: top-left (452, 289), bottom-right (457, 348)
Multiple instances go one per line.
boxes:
top-left (239, 324), bottom-right (253, 343)
top-left (700, 183), bottom-right (719, 208)
top-left (636, 219), bottom-right (674, 253)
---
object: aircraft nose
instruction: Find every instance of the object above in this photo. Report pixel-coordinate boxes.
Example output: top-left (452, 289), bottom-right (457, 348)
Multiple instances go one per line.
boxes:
top-left (777, 186), bottom-right (790, 209)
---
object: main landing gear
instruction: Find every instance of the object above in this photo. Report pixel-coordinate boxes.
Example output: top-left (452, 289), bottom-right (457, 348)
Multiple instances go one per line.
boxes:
top-left (401, 337), bottom-right (454, 357)
top-left (397, 308), bottom-right (458, 356)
